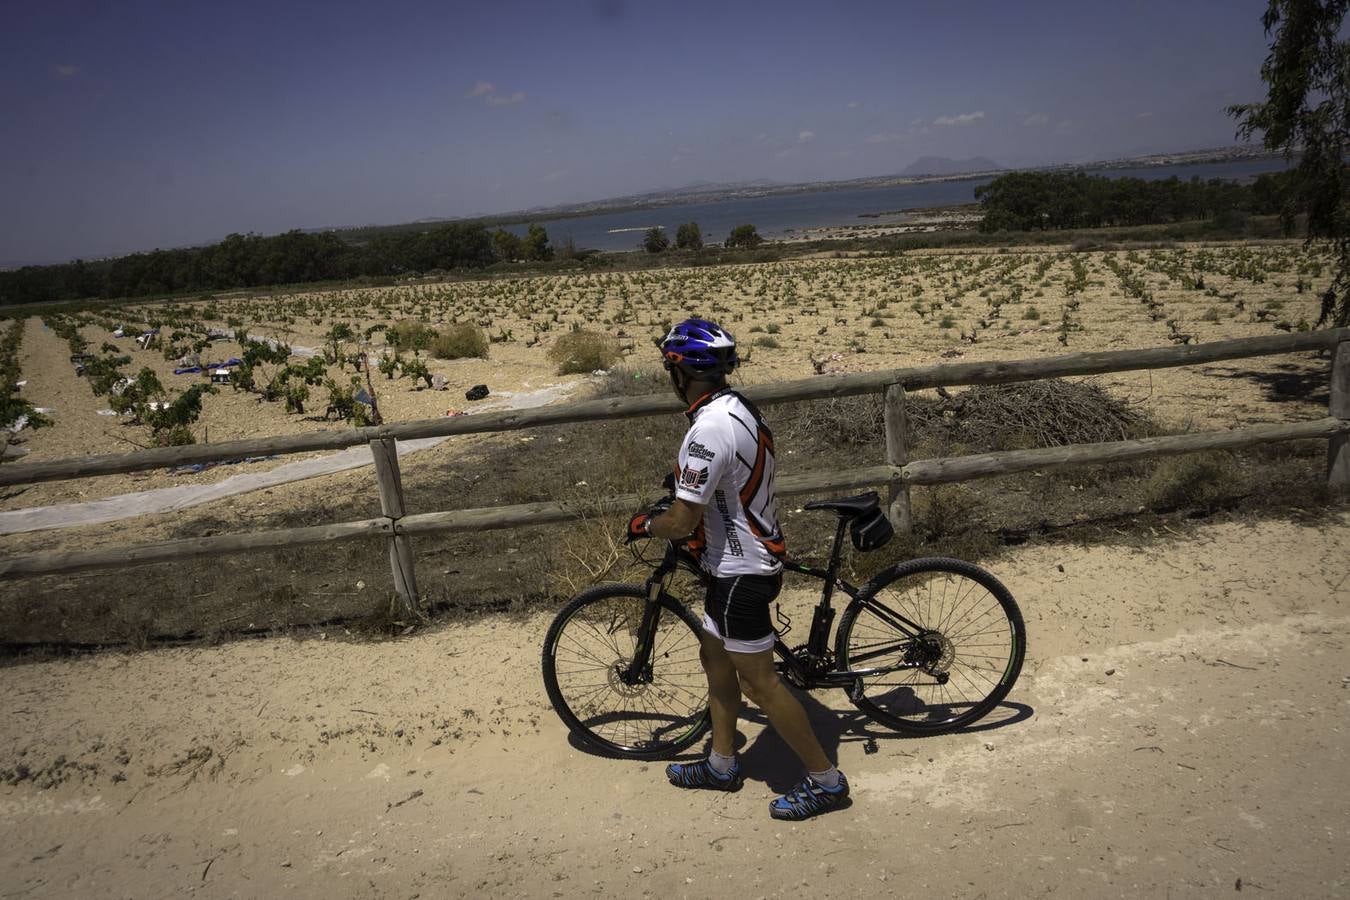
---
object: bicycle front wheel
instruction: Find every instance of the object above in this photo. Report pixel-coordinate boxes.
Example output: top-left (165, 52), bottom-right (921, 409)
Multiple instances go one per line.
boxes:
top-left (836, 557), bottom-right (1025, 735)
top-left (542, 583), bottom-right (711, 759)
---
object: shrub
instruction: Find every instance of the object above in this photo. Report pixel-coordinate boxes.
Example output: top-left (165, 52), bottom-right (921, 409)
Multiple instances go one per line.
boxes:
top-left (388, 320), bottom-right (438, 352)
top-left (401, 357), bottom-right (433, 388)
top-left (725, 224), bottom-right (763, 249)
top-left (1143, 452), bottom-right (1239, 512)
top-left (642, 227), bottom-right (670, 254)
top-left (939, 314), bottom-right (956, 329)
top-left (432, 323), bottom-right (489, 360)
top-left (147, 383), bottom-right (216, 432)
top-left (324, 377), bottom-right (374, 425)
top-left (753, 336), bottom-right (781, 349)
top-left (675, 222), bottom-right (703, 250)
top-left (548, 330), bottom-right (622, 374)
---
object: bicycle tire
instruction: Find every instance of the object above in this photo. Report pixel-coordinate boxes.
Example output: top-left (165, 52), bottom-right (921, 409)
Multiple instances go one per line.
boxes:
top-left (835, 557), bottom-right (1025, 735)
top-left (542, 583), bottom-right (711, 760)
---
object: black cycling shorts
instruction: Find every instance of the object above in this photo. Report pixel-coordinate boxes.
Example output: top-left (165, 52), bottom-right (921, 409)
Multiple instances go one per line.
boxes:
top-left (701, 572), bottom-right (783, 654)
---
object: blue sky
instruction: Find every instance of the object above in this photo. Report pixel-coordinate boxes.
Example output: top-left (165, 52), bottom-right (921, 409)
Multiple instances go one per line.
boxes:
top-left (3, 0), bottom-right (1277, 264)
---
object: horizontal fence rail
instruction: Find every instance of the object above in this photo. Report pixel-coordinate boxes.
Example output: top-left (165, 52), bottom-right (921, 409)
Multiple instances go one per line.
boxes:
top-left (2, 421), bottom-right (1346, 581)
top-left (1, 329), bottom-right (1346, 593)
top-left (1, 329), bottom-right (1343, 488)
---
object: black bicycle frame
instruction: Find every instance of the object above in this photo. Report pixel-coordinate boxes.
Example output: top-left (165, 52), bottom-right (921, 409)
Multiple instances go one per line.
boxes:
top-left (622, 518), bottom-right (936, 689)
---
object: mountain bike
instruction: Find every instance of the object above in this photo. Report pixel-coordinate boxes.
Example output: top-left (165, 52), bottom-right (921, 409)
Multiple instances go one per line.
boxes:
top-left (541, 490), bottom-right (1025, 759)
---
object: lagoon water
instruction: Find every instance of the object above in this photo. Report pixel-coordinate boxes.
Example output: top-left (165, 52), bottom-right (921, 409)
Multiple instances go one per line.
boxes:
top-left (502, 157), bottom-right (1294, 252)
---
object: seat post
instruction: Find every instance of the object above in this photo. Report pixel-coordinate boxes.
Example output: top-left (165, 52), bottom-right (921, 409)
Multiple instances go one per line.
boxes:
top-left (808, 516), bottom-right (850, 657)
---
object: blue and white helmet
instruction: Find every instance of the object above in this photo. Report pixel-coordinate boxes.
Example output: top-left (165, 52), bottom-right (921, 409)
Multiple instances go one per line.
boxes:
top-left (660, 318), bottom-right (738, 375)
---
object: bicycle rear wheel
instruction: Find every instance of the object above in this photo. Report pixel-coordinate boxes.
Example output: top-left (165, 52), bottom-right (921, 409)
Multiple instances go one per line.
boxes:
top-left (542, 584), bottom-right (711, 759)
top-left (835, 557), bottom-right (1024, 735)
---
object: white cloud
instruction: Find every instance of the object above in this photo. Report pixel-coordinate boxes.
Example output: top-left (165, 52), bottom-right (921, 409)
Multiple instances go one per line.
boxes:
top-left (934, 110), bottom-right (984, 127)
top-left (1022, 113), bottom-right (1049, 127)
top-left (467, 81), bottom-right (525, 106)
top-left (798, 130), bottom-right (815, 143)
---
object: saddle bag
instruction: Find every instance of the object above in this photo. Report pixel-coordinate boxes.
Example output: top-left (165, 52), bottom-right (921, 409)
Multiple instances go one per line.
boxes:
top-left (850, 504), bottom-right (895, 552)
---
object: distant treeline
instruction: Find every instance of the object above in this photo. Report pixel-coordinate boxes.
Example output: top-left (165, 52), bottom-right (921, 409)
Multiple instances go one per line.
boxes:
top-left (975, 170), bottom-right (1295, 232)
top-left (0, 222), bottom-right (559, 307)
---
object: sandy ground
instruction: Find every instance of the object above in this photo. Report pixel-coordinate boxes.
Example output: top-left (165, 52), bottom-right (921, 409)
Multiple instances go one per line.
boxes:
top-left (2, 513), bottom-right (1347, 898)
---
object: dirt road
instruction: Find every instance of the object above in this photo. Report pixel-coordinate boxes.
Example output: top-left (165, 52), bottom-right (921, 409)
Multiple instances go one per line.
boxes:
top-left (2, 514), bottom-right (1347, 898)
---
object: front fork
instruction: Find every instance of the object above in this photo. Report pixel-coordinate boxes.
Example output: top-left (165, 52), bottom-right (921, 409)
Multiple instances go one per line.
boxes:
top-left (620, 570), bottom-right (676, 685)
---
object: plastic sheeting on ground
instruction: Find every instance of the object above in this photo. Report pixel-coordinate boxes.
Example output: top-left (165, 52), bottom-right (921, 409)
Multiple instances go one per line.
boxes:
top-left (0, 381), bottom-right (580, 536)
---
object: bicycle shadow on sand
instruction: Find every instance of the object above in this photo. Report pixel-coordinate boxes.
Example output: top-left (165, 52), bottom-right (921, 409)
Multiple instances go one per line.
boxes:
top-left (732, 690), bottom-right (1035, 793)
top-left (565, 690), bottom-right (1034, 790)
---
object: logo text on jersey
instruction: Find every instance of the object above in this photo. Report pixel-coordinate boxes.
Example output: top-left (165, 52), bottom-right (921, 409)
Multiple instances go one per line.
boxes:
top-left (714, 490), bottom-right (744, 557)
top-left (685, 441), bottom-right (716, 462)
top-left (679, 465), bottom-right (709, 491)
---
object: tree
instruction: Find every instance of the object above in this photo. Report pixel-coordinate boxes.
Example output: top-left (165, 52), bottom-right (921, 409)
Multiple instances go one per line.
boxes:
top-left (1228, 0), bottom-right (1350, 326)
top-left (676, 222), bottom-right (703, 250)
top-left (642, 227), bottom-right (670, 253)
top-left (491, 228), bottom-right (523, 262)
top-left (725, 224), bottom-right (763, 249)
top-left (523, 224), bottom-right (553, 261)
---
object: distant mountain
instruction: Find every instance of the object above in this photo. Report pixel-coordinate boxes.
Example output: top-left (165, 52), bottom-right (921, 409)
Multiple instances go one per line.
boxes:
top-left (901, 156), bottom-right (1004, 177)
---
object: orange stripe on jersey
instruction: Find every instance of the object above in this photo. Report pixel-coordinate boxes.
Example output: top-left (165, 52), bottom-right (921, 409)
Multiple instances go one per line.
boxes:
top-left (739, 432), bottom-right (769, 507)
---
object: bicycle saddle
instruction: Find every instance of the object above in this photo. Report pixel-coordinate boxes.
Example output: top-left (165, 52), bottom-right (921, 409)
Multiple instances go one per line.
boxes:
top-left (803, 491), bottom-right (880, 518)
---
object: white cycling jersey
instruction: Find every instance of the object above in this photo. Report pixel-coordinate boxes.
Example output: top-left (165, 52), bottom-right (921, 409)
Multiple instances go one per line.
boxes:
top-left (673, 388), bottom-right (785, 577)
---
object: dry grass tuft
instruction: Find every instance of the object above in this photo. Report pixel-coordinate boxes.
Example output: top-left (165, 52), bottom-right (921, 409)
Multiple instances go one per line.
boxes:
top-left (548, 330), bottom-right (622, 374)
top-left (432, 323), bottom-right (489, 360)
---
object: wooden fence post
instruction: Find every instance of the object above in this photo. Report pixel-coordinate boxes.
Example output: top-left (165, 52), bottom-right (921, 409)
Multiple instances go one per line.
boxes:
top-left (883, 383), bottom-right (913, 533)
top-left (369, 437), bottom-right (422, 618)
top-left (1330, 339), bottom-right (1350, 492)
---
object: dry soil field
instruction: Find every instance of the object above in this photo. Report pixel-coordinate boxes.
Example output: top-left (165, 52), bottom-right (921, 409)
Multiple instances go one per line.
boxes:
top-left (3, 241), bottom-right (1335, 516)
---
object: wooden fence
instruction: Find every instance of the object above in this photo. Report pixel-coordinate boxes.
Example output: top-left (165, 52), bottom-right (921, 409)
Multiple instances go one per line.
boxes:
top-left (2, 329), bottom-right (1347, 619)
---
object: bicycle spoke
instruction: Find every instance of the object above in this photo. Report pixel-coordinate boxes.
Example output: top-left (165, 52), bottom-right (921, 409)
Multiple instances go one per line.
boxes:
top-left (545, 588), bottom-right (710, 755)
top-left (839, 562), bottom-right (1022, 733)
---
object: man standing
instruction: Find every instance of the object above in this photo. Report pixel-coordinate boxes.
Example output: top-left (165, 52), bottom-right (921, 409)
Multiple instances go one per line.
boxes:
top-left (627, 318), bottom-right (850, 820)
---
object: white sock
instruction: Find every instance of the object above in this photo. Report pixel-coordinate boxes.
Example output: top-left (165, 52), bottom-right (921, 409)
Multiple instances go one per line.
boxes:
top-left (708, 750), bottom-right (736, 775)
top-left (809, 766), bottom-right (841, 789)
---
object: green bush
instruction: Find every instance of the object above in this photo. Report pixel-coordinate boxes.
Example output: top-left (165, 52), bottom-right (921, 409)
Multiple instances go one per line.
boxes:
top-left (388, 320), bottom-right (438, 352)
top-left (401, 357), bottom-right (433, 388)
top-left (548, 330), bottom-right (622, 374)
top-left (432, 323), bottom-right (489, 360)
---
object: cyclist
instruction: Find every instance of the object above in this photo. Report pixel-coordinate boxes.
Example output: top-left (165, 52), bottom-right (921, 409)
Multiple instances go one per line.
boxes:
top-left (627, 317), bottom-right (850, 820)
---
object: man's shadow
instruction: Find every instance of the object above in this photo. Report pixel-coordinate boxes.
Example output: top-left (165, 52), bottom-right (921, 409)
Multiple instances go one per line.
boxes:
top-left (727, 689), bottom-right (1033, 792)
top-left (564, 690), bottom-right (1034, 784)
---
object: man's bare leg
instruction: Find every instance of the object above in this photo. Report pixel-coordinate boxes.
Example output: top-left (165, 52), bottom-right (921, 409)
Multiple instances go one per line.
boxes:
top-left (726, 646), bottom-right (831, 773)
top-left (699, 632), bottom-right (743, 757)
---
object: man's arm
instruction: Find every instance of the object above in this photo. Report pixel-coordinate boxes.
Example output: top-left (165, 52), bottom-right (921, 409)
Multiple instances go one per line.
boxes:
top-left (647, 498), bottom-right (703, 540)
